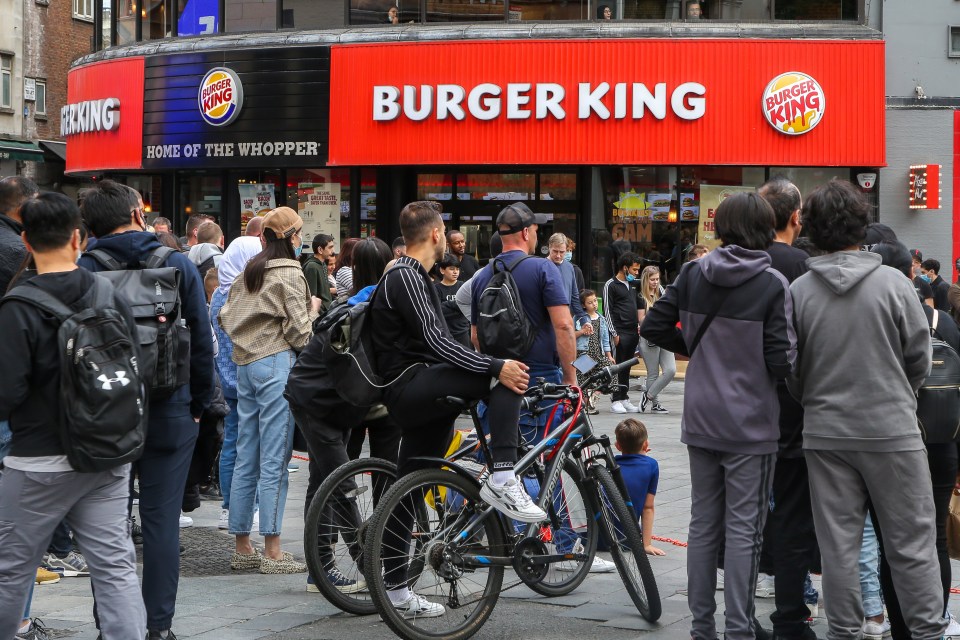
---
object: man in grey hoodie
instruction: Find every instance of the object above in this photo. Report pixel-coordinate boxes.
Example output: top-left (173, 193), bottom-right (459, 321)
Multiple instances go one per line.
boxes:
top-left (642, 192), bottom-right (795, 640)
top-left (788, 180), bottom-right (944, 640)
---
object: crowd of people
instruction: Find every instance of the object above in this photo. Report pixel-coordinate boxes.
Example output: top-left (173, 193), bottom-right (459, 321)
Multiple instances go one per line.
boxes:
top-left (0, 171), bottom-right (958, 640)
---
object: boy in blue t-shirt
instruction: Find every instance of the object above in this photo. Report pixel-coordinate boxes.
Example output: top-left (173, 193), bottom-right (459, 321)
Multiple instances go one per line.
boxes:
top-left (615, 418), bottom-right (665, 556)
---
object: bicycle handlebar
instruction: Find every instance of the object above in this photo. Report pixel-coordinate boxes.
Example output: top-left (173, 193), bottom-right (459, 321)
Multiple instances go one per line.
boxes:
top-left (520, 357), bottom-right (640, 411)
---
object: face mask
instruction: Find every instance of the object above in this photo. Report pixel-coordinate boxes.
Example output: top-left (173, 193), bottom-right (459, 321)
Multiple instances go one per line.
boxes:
top-left (920, 274), bottom-right (931, 283)
top-left (564, 251), bottom-right (572, 262)
top-left (625, 273), bottom-right (636, 282)
top-left (293, 244), bottom-right (303, 258)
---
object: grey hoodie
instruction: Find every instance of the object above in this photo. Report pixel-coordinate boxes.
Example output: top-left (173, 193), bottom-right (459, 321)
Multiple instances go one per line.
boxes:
top-left (641, 245), bottom-right (796, 455)
top-left (788, 251), bottom-right (931, 452)
top-left (187, 243), bottom-right (223, 270)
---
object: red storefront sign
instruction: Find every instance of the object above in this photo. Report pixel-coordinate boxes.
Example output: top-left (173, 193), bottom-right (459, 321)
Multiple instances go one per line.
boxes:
top-left (66, 58), bottom-right (145, 173)
top-left (329, 39), bottom-right (885, 167)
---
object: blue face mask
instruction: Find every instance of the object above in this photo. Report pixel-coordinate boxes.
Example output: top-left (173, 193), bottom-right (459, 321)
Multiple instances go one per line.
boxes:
top-left (564, 251), bottom-right (573, 262)
top-left (919, 273), bottom-right (931, 283)
top-left (293, 244), bottom-right (303, 258)
top-left (625, 273), bottom-right (636, 282)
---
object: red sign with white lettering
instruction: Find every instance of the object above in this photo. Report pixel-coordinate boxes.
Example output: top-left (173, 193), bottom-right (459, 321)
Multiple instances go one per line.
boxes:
top-left (66, 58), bottom-right (144, 173)
top-left (329, 39), bottom-right (885, 167)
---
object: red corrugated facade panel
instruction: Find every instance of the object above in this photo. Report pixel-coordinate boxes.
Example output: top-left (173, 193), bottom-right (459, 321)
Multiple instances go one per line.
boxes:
top-left (329, 39), bottom-right (885, 167)
top-left (66, 58), bottom-right (145, 173)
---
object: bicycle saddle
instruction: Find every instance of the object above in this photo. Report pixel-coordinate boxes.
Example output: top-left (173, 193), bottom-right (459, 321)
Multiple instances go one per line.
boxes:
top-left (438, 396), bottom-right (479, 410)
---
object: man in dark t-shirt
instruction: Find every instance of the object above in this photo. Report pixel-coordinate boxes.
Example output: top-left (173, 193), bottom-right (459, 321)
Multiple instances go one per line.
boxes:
top-left (758, 177), bottom-right (816, 640)
top-left (910, 249), bottom-right (935, 307)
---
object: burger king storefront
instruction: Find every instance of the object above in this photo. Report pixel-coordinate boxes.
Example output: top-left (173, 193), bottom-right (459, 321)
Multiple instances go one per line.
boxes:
top-left (65, 28), bottom-right (885, 287)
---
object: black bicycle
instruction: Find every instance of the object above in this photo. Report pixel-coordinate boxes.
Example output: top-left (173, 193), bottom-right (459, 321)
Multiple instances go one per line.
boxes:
top-left (361, 357), bottom-right (660, 640)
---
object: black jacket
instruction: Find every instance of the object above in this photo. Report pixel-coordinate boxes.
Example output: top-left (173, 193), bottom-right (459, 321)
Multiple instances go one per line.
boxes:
top-left (371, 256), bottom-right (504, 380)
top-left (0, 214), bottom-right (28, 294)
top-left (602, 276), bottom-right (638, 336)
top-left (0, 269), bottom-right (138, 457)
top-left (931, 275), bottom-right (951, 313)
top-left (78, 231), bottom-right (214, 418)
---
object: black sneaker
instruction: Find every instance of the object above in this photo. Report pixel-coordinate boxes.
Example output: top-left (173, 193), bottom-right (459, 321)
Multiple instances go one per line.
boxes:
top-left (650, 401), bottom-right (669, 414)
top-left (130, 517), bottom-right (143, 545)
top-left (147, 630), bottom-right (178, 640)
top-left (327, 566), bottom-right (366, 594)
top-left (640, 393), bottom-right (651, 413)
top-left (15, 619), bottom-right (49, 640)
top-left (199, 482), bottom-right (222, 501)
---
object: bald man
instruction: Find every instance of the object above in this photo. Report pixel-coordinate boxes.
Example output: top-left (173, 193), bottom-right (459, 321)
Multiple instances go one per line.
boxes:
top-left (245, 216), bottom-right (263, 238)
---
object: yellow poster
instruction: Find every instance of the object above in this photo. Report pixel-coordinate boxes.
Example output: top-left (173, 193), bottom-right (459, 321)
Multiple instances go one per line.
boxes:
top-left (697, 185), bottom-right (756, 249)
top-left (298, 183), bottom-right (341, 250)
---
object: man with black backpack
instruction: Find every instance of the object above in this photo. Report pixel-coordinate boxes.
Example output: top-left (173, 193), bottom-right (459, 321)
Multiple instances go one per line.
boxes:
top-left (0, 192), bottom-right (147, 640)
top-left (78, 180), bottom-right (213, 640)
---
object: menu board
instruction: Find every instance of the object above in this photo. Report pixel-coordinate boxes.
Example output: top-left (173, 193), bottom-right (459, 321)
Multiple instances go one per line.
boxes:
top-left (647, 192), bottom-right (672, 222)
top-left (238, 183), bottom-right (276, 232)
top-left (679, 192), bottom-right (700, 222)
top-left (698, 185), bottom-right (755, 249)
top-left (297, 183), bottom-right (341, 250)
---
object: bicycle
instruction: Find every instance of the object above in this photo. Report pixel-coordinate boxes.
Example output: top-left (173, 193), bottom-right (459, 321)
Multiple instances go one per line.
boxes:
top-left (304, 384), bottom-right (601, 614)
top-left (362, 357), bottom-right (661, 640)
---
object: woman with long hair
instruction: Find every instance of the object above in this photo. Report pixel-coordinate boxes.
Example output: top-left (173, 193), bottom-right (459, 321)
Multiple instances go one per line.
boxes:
top-left (637, 265), bottom-right (676, 414)
top-left (335, 237), bottom-right (359, 295)
top-left (219, 207), bottom-right (315, 574)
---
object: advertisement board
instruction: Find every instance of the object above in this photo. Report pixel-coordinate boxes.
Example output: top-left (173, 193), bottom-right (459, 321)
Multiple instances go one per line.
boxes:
top-left (298, 183), bottom-right (342, 250)
top-left (698, 185), bottom-right (756, 249)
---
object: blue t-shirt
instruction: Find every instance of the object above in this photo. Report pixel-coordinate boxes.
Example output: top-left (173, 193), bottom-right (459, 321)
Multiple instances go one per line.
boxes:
top-left (471, 250), bottom-right (569, 367)
top-left (616, 453), bottom-right (659, 513)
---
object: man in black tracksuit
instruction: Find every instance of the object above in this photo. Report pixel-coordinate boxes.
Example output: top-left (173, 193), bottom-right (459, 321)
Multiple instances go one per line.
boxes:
top-left (603, 252), bottom-right (642, 412)
top-left (759, 178), bottom-right (816, 640)
top-left (78, 181), bottom-right (213, 640)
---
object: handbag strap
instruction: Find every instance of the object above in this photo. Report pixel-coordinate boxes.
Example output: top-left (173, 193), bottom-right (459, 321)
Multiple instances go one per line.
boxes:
top-left (689, 287), bottom-right (734, 356)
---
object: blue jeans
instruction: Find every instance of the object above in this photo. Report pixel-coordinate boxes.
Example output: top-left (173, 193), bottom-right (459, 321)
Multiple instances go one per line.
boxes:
top-left (219, 395), bottom-right (239, 510)
top-left (859, 512), bottom-right (883, 617)
top-left (229, 351), bottom-right (296, 537)
top-left (0, 420), bottom-right (32, 621)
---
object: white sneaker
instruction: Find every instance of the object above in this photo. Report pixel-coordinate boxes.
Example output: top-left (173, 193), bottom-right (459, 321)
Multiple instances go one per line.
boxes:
top-left (944, 612), bottom-right (960, 638)
top-left (588, 556), bottom-right (616, 573)
top-left (755, 574), bottom-right (775, 598)
top-left (611, 401), bottom-right (628, 414)
top-left (393, 592), bottom-right (446, 619)
top-left (179, 513), bottom-right (193, 528)
top-left (621, 399), bottom-right (639, 413)
top-left (480, 477), bottom-right (547, 523)
top-left (218, 508), bottom-right (229, 530)
top-left (861, 618), bottom-right (891, 640)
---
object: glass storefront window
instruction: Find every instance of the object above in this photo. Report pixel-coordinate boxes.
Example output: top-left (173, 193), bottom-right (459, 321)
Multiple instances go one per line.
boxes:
top-left (426, 0), bottom-right (503, 22)
top-left (417, 173), bottom-right (454, 201)
top-left (774, 0), bottom-right (858, 20)
top-left (458, 173), bottom-right (535, 201)
top-left (101, 0), bottom-right (112, 46)
top-left (178, 172), bottom-right (224, 239)
top-left (508, 0), bottom-right (589, 21)
top-left (539, 173), bottom-right (577, 201)
top-left (351, 0), bottom-right (418, 25)
top-left (117, 0), bottom-right (137, 44)
top-left (142, 0), bottom-right (168, 40)
top-left (225, 0), bottom-right (278, 32)
top-left (281, 0), bottom-right (347, 29)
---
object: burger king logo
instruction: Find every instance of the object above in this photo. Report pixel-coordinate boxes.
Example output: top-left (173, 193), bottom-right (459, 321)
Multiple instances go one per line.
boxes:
top-left (199, 67), bottom-right (243, 127)
top-left (762, 72), bottom-right (824, 136)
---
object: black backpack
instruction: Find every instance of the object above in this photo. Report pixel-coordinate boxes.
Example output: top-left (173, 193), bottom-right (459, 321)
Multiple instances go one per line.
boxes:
top-left (85, 246), bottom-right (189, 398)
top-left (476, 255), bottom-right (537, 360)
top-left (3, 278), bottom-right (147, 472)
top-left (917, 310), bottom-right (960, 443)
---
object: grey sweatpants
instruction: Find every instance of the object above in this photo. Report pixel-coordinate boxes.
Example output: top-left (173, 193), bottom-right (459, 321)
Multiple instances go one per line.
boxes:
top-left (686, 446), bottom-right (775, 640)
top-left (638, 339), bottom-right (676, 401)
top-left (0, 465), bottom-right (146, 640)
top-left (805, 449), bottom-right (946, 640)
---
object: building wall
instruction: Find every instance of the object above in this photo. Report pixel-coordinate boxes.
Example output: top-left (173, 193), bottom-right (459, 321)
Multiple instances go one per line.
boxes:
top-left (0, 0), bottom-right (24, 141)
top-left (884, 1), bottom-right (960, 100)
top-left (880, 108), bottom-right (954, 269)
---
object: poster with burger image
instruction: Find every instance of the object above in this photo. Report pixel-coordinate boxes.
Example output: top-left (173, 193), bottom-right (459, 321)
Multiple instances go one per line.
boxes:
top-left (238, 183), bottom-right (276, 233)
top-left (647, 193), bottom-right (673, 222)
top-left (680, 193), bottom-right (699, 222)
top-left (698, 185), bottom-right (755, 249)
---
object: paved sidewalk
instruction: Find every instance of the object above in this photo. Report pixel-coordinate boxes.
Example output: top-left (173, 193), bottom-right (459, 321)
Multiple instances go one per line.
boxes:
top-left (27, 380), bottom-right (960, 639)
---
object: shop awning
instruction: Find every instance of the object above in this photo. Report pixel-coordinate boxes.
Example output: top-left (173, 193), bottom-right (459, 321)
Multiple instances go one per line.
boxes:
top-left (0, 140), bottom-right (44, 162)
top-left (39, 140), bottom-right (66, 162)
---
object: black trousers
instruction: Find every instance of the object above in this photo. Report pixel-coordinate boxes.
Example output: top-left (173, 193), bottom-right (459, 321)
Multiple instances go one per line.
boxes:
top-left (873, 442), bottom-right (957, 640)
top-left (768, 456), bottom-right (818, 638)
top-left (381, 362), bottom-right (522, 588)
top-left (613, 331), bottom-right (639, 402)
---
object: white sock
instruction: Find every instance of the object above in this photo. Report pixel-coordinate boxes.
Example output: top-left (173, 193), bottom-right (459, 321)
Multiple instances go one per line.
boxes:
top-left (387, 587), bottom-right (411, 605)
top-left (18, 620), bottom-right (31, 634)
top-left (491, 470), bottom-right (515, 486)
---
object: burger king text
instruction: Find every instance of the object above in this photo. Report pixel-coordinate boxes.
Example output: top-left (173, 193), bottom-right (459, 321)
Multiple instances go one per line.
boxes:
top-left (373, 82), bottom-right (706, 122)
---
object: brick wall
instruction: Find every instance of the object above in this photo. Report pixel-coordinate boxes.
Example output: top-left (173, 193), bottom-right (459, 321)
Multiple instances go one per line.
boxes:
top-left (23, 0), bottom-right (93, 143)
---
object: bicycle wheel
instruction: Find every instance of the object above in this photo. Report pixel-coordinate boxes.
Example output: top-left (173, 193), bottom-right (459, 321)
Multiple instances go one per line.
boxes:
top-left (591, 464), bottom-right (661, 622)
top-left (365, 467), bottom-right (506, 640)
top-left (522, 459), bottom-right (598, 597)
top-left (304, 457), bottom-right (396, 615)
